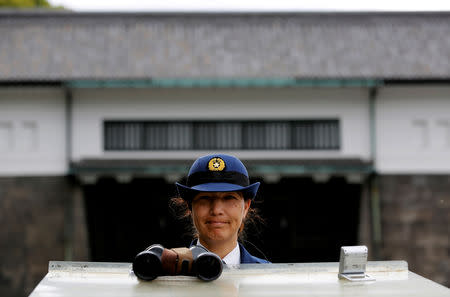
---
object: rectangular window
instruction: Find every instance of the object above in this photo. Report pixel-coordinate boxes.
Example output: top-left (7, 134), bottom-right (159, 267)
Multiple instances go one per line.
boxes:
top-left (104, 120), bottom-right (340, 151)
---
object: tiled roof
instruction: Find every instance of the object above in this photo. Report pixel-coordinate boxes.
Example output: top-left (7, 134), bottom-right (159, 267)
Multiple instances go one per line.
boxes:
top-left (1, 11), bottom-right (449, 80)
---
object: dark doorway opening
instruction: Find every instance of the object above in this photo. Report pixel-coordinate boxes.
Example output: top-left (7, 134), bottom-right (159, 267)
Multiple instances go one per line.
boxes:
top-left (83, 177), bottom-right (188, 262)
top-left (83, 176), bottom-right (361, 263)
top-left (247, 177), bottom-right (362, 262)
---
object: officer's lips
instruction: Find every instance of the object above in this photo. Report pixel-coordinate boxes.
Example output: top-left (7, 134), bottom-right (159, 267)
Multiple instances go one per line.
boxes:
top-left (206, 220), bottom-right (229, 226)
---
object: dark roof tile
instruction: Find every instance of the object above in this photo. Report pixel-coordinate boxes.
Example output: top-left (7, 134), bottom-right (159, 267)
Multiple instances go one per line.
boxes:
top-left (1, 11), bottom-right (449, 80)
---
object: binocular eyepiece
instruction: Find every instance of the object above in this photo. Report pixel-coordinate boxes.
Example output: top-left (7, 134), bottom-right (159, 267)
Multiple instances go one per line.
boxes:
top-left (132, 244), bottom-right (223, 281)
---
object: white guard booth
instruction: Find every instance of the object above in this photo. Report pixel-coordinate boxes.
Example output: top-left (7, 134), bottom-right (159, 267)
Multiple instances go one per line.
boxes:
top-left (30, 261), bottom-right (449, 297)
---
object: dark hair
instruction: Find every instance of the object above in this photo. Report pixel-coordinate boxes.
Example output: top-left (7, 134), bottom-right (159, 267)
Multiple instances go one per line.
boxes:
top-left (169, 195), bottom-right (264, 242)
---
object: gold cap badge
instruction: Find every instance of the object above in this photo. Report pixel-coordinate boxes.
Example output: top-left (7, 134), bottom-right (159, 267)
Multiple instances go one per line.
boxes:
top-left (208, 157), bottom-right (226, 171)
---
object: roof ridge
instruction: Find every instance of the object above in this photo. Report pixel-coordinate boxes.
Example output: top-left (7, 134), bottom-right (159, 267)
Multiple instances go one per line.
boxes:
top-left (1, 10), bottom-right (450, 17)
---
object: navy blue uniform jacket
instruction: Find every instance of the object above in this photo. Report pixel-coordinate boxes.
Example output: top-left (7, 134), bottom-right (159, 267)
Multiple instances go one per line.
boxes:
top-left (239, 243), bottom-right (270, 264)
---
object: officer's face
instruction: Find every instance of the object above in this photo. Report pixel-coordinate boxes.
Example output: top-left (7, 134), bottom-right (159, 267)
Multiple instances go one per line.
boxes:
top-left (192, 191), bottom-right (250, 246)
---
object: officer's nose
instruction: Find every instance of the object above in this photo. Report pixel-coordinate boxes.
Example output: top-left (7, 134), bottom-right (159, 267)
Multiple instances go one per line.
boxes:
top-left (209, 198), bottom-right (224, 215)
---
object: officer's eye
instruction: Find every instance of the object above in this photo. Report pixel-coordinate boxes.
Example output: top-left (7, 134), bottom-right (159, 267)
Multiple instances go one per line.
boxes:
top-left (224, 195), bottom-right (238, 200)
top-left (193, 195), bottom-right (210, 202)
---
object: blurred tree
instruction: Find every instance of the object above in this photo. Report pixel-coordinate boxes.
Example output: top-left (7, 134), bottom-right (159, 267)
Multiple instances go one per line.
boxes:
top-left (0, 0), bottom-right (63, 8)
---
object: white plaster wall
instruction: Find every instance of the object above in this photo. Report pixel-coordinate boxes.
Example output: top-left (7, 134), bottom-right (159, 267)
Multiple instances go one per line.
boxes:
top-left (0, 88), bottom-right (67, 176)
top-left (376, 86), bottom-right (450, 173)
top-left (71, 88), bottom-right (371, 162)
top-left (3, 86), bottom-right (449, 175)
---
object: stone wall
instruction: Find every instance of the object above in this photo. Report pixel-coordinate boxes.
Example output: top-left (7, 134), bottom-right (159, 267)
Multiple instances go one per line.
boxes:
top-left (0, 177), bottom-right (89, 297)
top-left (379, 175), bottom-right (449, 287)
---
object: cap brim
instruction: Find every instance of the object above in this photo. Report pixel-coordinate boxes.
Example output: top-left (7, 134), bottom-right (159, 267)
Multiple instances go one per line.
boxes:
top-left (176, 182), bottom-right (260, 201)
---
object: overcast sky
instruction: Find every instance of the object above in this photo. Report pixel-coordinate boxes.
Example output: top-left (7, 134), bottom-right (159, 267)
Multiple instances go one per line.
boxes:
top-left (50, 0), bottom-right (450, 12)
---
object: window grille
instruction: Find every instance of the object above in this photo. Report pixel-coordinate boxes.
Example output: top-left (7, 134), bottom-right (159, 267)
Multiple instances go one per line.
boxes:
top-left (104, 120), bottom-right (340, 151)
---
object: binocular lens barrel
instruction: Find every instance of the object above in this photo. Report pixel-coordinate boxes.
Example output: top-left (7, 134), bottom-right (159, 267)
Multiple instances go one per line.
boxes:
top-left (132, 245), bottom-right (164, 281)
top-left (195, 253), bottom-right (223, 281)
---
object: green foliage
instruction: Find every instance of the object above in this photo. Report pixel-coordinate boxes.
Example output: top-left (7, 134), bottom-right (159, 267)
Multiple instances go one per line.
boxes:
top-left (0, 0), bottom-right (56, 8)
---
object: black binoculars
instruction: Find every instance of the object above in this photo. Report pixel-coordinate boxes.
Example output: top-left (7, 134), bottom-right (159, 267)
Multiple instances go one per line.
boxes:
top-left (132, 244), bottom-right (223, 281)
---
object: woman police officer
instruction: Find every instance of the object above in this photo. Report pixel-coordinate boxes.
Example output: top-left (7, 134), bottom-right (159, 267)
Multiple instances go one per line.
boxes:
top-left (174, 154), bottom-right (269, 264)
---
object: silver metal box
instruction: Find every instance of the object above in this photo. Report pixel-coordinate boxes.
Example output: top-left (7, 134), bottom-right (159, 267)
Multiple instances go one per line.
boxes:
top-left (338, 246), bottom-right (374, 281)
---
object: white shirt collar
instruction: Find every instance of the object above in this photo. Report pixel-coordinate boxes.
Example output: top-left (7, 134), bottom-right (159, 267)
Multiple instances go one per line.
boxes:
top-left (196, 240), bottom-right (240, 265)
